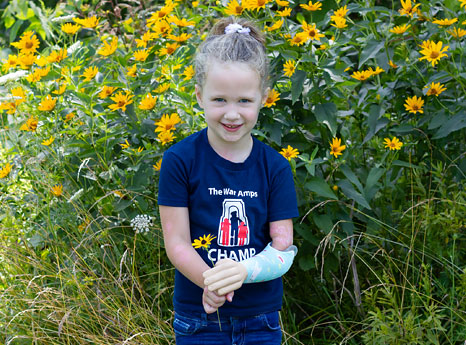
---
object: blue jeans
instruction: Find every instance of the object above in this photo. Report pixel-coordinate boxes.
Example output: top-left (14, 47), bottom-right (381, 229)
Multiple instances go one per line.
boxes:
top-left (173, 310), bottom-right (282, 344)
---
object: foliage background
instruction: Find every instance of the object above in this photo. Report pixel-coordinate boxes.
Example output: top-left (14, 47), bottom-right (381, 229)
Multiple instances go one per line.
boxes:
top-left (0, 0), bottom-right (465, 344)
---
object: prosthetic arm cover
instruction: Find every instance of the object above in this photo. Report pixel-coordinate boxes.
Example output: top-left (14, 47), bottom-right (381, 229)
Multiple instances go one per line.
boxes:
top-left (241, 242), bottom-right (298, 283)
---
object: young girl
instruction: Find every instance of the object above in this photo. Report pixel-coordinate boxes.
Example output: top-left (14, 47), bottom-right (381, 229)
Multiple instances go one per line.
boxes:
top-left (158, 17), bottom-right (299, 344)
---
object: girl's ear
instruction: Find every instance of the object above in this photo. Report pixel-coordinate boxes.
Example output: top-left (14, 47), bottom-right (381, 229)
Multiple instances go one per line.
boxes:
top-left (195, 84), bottom-right (204, 108)
top-left (261, 87), bottom-right (270, 107)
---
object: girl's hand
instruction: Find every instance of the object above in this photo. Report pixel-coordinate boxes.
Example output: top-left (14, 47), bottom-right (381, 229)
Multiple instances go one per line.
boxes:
top-left (203, 259), bottom-right (248, 296)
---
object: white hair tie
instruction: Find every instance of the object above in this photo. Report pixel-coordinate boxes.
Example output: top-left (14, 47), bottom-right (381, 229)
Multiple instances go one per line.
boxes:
top-left (224, 23), bottom-right (251, 35)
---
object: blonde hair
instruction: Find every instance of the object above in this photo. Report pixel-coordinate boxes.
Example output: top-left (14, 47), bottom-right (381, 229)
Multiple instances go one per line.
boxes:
top-left (194, 17), bottom-right (269, 94)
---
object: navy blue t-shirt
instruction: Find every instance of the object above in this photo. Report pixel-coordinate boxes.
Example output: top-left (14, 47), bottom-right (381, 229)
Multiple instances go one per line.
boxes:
top-left (158, 128), bottom-right (299, 316)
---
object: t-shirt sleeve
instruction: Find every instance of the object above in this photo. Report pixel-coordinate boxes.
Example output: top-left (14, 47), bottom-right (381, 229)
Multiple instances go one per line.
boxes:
top-left (268, 163), bottom-right (299, 222)
top-left (157, 150), bottom-right (189, 207)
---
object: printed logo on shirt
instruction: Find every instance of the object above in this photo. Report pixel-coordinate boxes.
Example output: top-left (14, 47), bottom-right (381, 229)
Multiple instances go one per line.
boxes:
top-left (217, 199), bottom-right (250, 247)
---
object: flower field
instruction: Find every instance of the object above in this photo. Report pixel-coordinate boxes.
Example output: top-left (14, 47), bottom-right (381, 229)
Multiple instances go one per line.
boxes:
top-left (0, 0), bottom-right (465, 343)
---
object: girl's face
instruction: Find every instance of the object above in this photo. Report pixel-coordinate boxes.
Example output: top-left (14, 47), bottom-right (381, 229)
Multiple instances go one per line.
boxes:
top-left (195, 61), bottom-right (267, 152)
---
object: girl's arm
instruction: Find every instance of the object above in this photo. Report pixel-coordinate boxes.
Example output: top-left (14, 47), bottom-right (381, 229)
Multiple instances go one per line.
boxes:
top-left (159, 205), bottom-right (209, 288)
top-left (203, 218), bottom-right (295, 295)
top-left (159, 205), bottom-right (230, 313)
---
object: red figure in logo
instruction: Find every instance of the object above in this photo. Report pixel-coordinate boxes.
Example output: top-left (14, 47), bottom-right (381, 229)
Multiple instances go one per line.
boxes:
top-left (220, 218), bottom-right (231, 246)
top-left (238, 221), bottom-right (249, 246)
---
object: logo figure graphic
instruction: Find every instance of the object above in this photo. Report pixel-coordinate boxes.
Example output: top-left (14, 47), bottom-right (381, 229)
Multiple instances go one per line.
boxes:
top-left (217, 199), bottom-right (250, 247)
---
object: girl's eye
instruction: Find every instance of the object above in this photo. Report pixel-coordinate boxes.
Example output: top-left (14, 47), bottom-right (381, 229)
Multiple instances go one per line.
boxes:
top-left (214, 98), bottom-right (225, 102)
top-left (239, 99), bottom-right (251, 103)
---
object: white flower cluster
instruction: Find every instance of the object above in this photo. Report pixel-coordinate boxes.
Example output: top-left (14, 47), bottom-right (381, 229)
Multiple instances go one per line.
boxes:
top-left (0, 70), bottom-right (28, 85)
top-left (130, 214), bottom-right (153, 234)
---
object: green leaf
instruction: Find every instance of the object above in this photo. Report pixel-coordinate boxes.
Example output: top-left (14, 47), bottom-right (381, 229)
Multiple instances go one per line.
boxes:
top-left (9, 19), bottom-right (23, 43)
top-left (338, 180), bottom-right (371, 209)
top-left (313, 214), bottom-right (334, 234)
top-left (305, 177), bottom-right (338, 200)
top-left (432, 112), bottom-right (466, 139)
top-left (314, 103), bottom-right (337, 136)
top-left (4, 14), bottom-right (15, 29)
top-left (366, 167), bottom-right (384, 188)
top-left (392, 160), bottom-right (422, 170)
top-left (358, 39), bottom-right (385, 69)
top-left (340, 165), bottom-right (364, 193)
top-left (291, 70), bottom-right (307, 104)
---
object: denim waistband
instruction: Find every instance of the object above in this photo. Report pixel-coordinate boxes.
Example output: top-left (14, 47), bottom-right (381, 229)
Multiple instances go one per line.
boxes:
top-left (175, 309), bottom-right (277, 323)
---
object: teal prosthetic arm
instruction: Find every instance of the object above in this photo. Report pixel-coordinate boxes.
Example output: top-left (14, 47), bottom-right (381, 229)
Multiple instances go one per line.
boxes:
top-left (241, 242), bottom-right (298, 283)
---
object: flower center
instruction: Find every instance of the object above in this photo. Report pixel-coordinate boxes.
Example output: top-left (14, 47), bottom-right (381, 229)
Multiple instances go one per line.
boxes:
top-left (25, 41), bottom-right (33, 49)
top-left (430, 51), bottom-right (439, 59)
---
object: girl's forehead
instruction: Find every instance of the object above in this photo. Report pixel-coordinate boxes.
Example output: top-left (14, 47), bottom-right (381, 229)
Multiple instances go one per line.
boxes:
top-left (204, 61), bottom-right (261, 88)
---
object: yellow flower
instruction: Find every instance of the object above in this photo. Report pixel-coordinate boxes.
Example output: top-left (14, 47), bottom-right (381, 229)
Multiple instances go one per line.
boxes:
top-left (432, 18), bottom-right (458, 26)
top-left (155, 83), bottom-right (170, 93)
top-left (1, 54), bottom-right (19, 72)
top-left (302, 22), bottom-right (325, 41)
top-left (329, 137), bottom-right (346, 158)
top-left (154, 113), bottom-right (182, 132)
top-left (264, 89), bottom-right (280, 107)
top-left (182, 65), bottom-right (195, 80)
top-left (147, 4), bottom-right (175, 27)
top-left (280, 145), bottom-right (299, 160)
top-left (42, 136), bottom-right (55, 146)
top-left (98, 86), bottom-right (117, 99)
top-left (38, 95), bottom-right (57, 111)
top-left (10, 87), bottom-right (27, 106)
top-left (11, 31), bottom-right (40, 55)
top-left (243, 0), bottom-right (272, 11)
top-left (18, 53), bottom-right (37, 69)
top-left (73, 16), bottom-right (100, 29)
top-left (351, 70), bottom-right (373, 81)
top-left (133, 49), bottom-right (150, 62)
top-left (277, 7), bottom-right (292, 16)
top-left (0, 163), bottom-right (12, 178)
top-left (418, 40), bottom-right (449, 67)
top-left (389, 60), bottom-right (398, 68)
top-left (52, 83), bottom-right (67, 95)
top-left (300, 0), bottom-right (322, 11)
top-left (399, 0), bottom-right (421, 17)
top-left (80, 66), bottom-right (99, 81)
top-left (192, 1), bottom-right (199, 7)
top-left (192, 234), bottom-right (216, 249)
top-left (157, 130), bottom-right (176, 145)
top-left (424, 82), bottom-right (446, 96)
top-left (20, 116), bottom-right (38, 131)
top-left (168, 16), bottom-right (196, 27)
top-left (139, 93), bottom-right (158, 110)
top-left (404, 95), bottom-right (424, 114)
top-left (331, 17), bottom-right (348, 29)
top-left (276, 0), bottom-right (289, 5)
top-left (51, 184), bottom-right (63, 197)
top-left (136, 31), bottom-right (158, 48)
top-left (150, 19), bottom-right (173, 37)
top-left (168, 33), bottom-right (193, 42)
top-left (64, 112), bottom-right (75, 122)
top-left (266, 19), bottom-right (284, 32)
top-left (289, 32), bottom-right (309, 46)
top-left (283, 60), bottom-right (296, 77)
top-left (153, 158), bottom-right (163, 171)
top-left (383, 137), bottom-right (403, 150)
top-left (460, 0), bottom-right (466, 8)
top-left (47, 48), bottom-right (68, 63)
top-left (389, 24), bottom-right (411, 34)
top-left (134, 146), bottom-right (144, 153)
top-left (332, 5), bottom-right (348, 19)
top-left (127, 65), bottom-right (137, 77)
top-left (159, 42), bottom-right (179, 56)
top-left (61, 23), bottom-right (81, 35)
top-left (120, 139), bottom-right (130, 149)
top-left (447, 27), bottom-right (466, 38)
top-left (109, 91), bottom-right (134, 112)
top-left (368, 66), bottom-right (384, 75)
top-left (98, 36), bottom-right (118, 56)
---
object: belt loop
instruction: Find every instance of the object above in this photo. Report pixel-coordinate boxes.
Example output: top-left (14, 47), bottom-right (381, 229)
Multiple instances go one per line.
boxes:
top-left (200, 312), bottom-right (208, 327)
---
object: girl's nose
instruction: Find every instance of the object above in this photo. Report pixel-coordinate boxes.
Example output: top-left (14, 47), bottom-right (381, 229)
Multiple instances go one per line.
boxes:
top-left (224, 105), bottom-right (240, 120)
